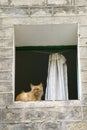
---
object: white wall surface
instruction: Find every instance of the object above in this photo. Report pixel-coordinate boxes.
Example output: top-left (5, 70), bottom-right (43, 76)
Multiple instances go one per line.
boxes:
top-left (15, 24), bottom-right (78, 46)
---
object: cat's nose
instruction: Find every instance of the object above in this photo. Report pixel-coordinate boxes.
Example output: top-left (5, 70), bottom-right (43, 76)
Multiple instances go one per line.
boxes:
top-left (36, 89), bottom-right (39, 91)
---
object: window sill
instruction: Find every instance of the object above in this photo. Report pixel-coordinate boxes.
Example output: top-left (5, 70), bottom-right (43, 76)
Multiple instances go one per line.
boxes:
top-left (7, 100), bottom-right (81, 109)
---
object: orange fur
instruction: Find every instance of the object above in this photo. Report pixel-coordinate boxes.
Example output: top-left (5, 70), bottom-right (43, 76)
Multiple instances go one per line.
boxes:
top-left (16, 83), bottom-right (43, 101)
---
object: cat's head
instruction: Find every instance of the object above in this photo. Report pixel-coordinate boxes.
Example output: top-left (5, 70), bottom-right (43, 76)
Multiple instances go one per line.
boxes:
top-left (30, 83), bottom-right (43, 97)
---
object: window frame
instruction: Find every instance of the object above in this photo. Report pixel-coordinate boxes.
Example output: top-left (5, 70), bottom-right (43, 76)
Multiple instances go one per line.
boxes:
top-left (13, 23), bottom-right (81, 103)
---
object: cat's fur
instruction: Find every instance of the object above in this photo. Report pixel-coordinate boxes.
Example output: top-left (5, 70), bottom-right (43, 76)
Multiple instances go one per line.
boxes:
top-left (16, 83), bottom-right (43, 101)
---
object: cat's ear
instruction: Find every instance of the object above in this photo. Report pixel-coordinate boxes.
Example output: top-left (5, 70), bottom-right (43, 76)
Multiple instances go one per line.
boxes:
top-left (40, 82), bottom-right (43, 86)
top-left (30, 83), bottom-right (33, 88)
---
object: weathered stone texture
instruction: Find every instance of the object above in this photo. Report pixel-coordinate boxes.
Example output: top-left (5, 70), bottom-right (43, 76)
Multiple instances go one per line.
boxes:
top-left (0, 123), bottom-right (38, 130)
top-left (0, 7), bottom-right (29, 17)
top-left (0, 48), bottom-right (13, 58)
top-left (80, 47), bottom-right (87, 57)
top-left (0, 124), bottom-right (10, 130)
top-left (81, 71), bottom-right (87, 82)
top-left (7, 100), bottom-right (81, 109)
top-left (0, 93), bottom-right (7, 107)
top-left (0, 28), bottom-right (13, 39)
top-left (6, 93), bottom-right (14, 105)
top-left (0, 0), bottom-right (8, 5)
top-left (82, 94), bottom-right (87, 105)
top-left (65, 122), bottom-right (87, 130)
top-left (76, 0), bottom-right (87, 5)
top-left (30, 7), bottom-right (52, 17)
top-left (0, 58), bottom-right (12, 70)
top-left (82, 82), bottom-right (87, 94)
top-left (47, 0), bottom-right (71, 5)
top-left (0, 93), bottom-right (13, 107)
top-left (0, 82), bottom-right (12, 92)
top-left (55, 106), bottom-right (81, 120)
top-left (1, 15), bottom-right (87, 27)
top-left (2, 108), bottom-right (25, 123)
top-left (0, 6), bottom-right (87, 18)
top-left (77, 7), bottom-right (87, 14)
top-left (42, 121), bottom-right (62, 130)
top-left (24, 109), bottom-right (49, 122)
top-left (53, 6), bottom-right (76, 16)
top-left (81, 59), bottom-right (87, 70)
top-left (79, 26), bottom-right (87, 38)
top-left (10, 0), bottom-right (45, 6)
top-left (83, 106), bottom-right (87, 120)
top-left (79, 38), bottom-right (87, 46)
top-left (0, 109), bottom-right (2, 122)
top-left (0, 71), bottom-right (12, 81)
top-left (0, 39), bottom-right (13, 47)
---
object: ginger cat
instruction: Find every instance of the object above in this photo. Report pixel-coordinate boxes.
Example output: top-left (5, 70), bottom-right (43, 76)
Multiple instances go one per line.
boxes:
top-left (16, 83), bottom-right (43, 101)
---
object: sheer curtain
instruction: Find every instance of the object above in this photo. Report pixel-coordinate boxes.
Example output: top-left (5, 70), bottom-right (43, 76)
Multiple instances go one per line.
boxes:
top-left (45, 53), bottom-right (68, 100)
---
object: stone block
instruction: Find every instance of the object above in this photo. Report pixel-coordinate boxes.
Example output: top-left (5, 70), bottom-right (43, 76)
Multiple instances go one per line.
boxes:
top-left (0, 92), bottom-right (13, 108)
top-left (81, 59), bottom-right (87, 70)
top-left (82, 82), bottom-right (87, 94)
top-left (2, 17), bottom-right (31, 27)
top-left (0, 82), bottom-right (12, 92)
top-left (80, 47), bottom-right (87, 58)
top-left (47, 0), bottom-right (71, 5)
top-left (0, 58), bottom-right (13, 71)
top-left (0, 39), bottom-right (13, 47)
top-left (82, 94), bottom-right (87, 105)
top-left (0, 109), bottom-right (2, 122)
top-left (0, 7), bottom-right (29, 17)
top-left (0, 93), bottom-right (7, 107)
top-left (0, 0), bottom-right (8, 5)
top-left (0, 123), bottom-right (38, 130)
top-left (0, 71), bottom-right (12, 81)
top-left (0, 28), bottom-right (13, 39)
top-left (2, 15), bottom-right (87, 27)
top-left (77, 16), bottom-right (87, 25)
top-left (51, 106), bottom-right (82, 121)
top-left (6, 93), bottom-right (14, 105)
top-left (76, 0), bottom-right (87, 6)
top-left (0, 125), bottom-right (8, 130)
top-left (24, 109), bottom-right (49, 122)
top-left (2, 108), bottom-right (25, 123)
top-left (0, 48), bottom-right (13, 58)
top-left (42, 121), bottom-right (62, 130)
top-left (30, 7), bottom-right (52, 17)
top-left (53, 6), bottom-right (76, 16)
top-left (81, 71), bottom-right (87, 82)
top-left (10, 0), bottom-right (45, 6)
top-left (79, 38), bottom-right (87, 46)
top-left (79, 26), bottom-right (87, 38)
top-left (65, 122), bottom-right (87, 130)
top-left (83, 106), bottom-right (87, 120)
top-left (13, 123), bottom-right (38, 130)
top-left (77, 7), bottom-right (87, 14)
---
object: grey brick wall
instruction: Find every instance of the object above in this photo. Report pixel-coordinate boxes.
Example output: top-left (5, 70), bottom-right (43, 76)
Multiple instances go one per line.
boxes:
top-left (0, 0), bottom-right (87, 129)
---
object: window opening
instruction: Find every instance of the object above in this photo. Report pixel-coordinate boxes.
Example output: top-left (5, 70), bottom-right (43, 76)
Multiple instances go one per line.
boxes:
top-left (14, 24), bottom-right (79, 101)
top-left (15, 45), bottom-right (77, 100)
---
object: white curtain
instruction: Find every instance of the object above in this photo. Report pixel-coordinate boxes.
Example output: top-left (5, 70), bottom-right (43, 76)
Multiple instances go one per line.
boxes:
top-left (45, 53), bottom-right (68, 100)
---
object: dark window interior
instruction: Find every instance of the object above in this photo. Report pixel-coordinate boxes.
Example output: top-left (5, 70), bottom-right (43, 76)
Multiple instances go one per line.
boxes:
top-left (15, 46), bottom-right (78, 100)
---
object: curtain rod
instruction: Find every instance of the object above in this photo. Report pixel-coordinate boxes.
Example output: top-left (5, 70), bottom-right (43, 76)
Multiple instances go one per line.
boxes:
top-left (26, 49), bottom-right (77, 54)
top-left (16, 45), bottom-right (77, 51)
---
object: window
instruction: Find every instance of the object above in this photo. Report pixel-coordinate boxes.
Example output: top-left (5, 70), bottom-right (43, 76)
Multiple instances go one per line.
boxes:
top-left (14, 24), bottom-right (79, 101)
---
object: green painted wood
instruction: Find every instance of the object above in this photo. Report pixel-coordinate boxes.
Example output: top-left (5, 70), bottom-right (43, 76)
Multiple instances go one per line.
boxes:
top-left (16, 45), bottom-right (77, 51)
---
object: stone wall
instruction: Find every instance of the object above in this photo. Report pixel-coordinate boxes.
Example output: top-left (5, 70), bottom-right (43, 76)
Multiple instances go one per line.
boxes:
top-left (0, 0), bottom-right (87, 129)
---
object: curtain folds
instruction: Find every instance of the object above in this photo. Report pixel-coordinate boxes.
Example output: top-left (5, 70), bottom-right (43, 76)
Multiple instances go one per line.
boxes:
top-left (45, 53), bottom-right (68, 100)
